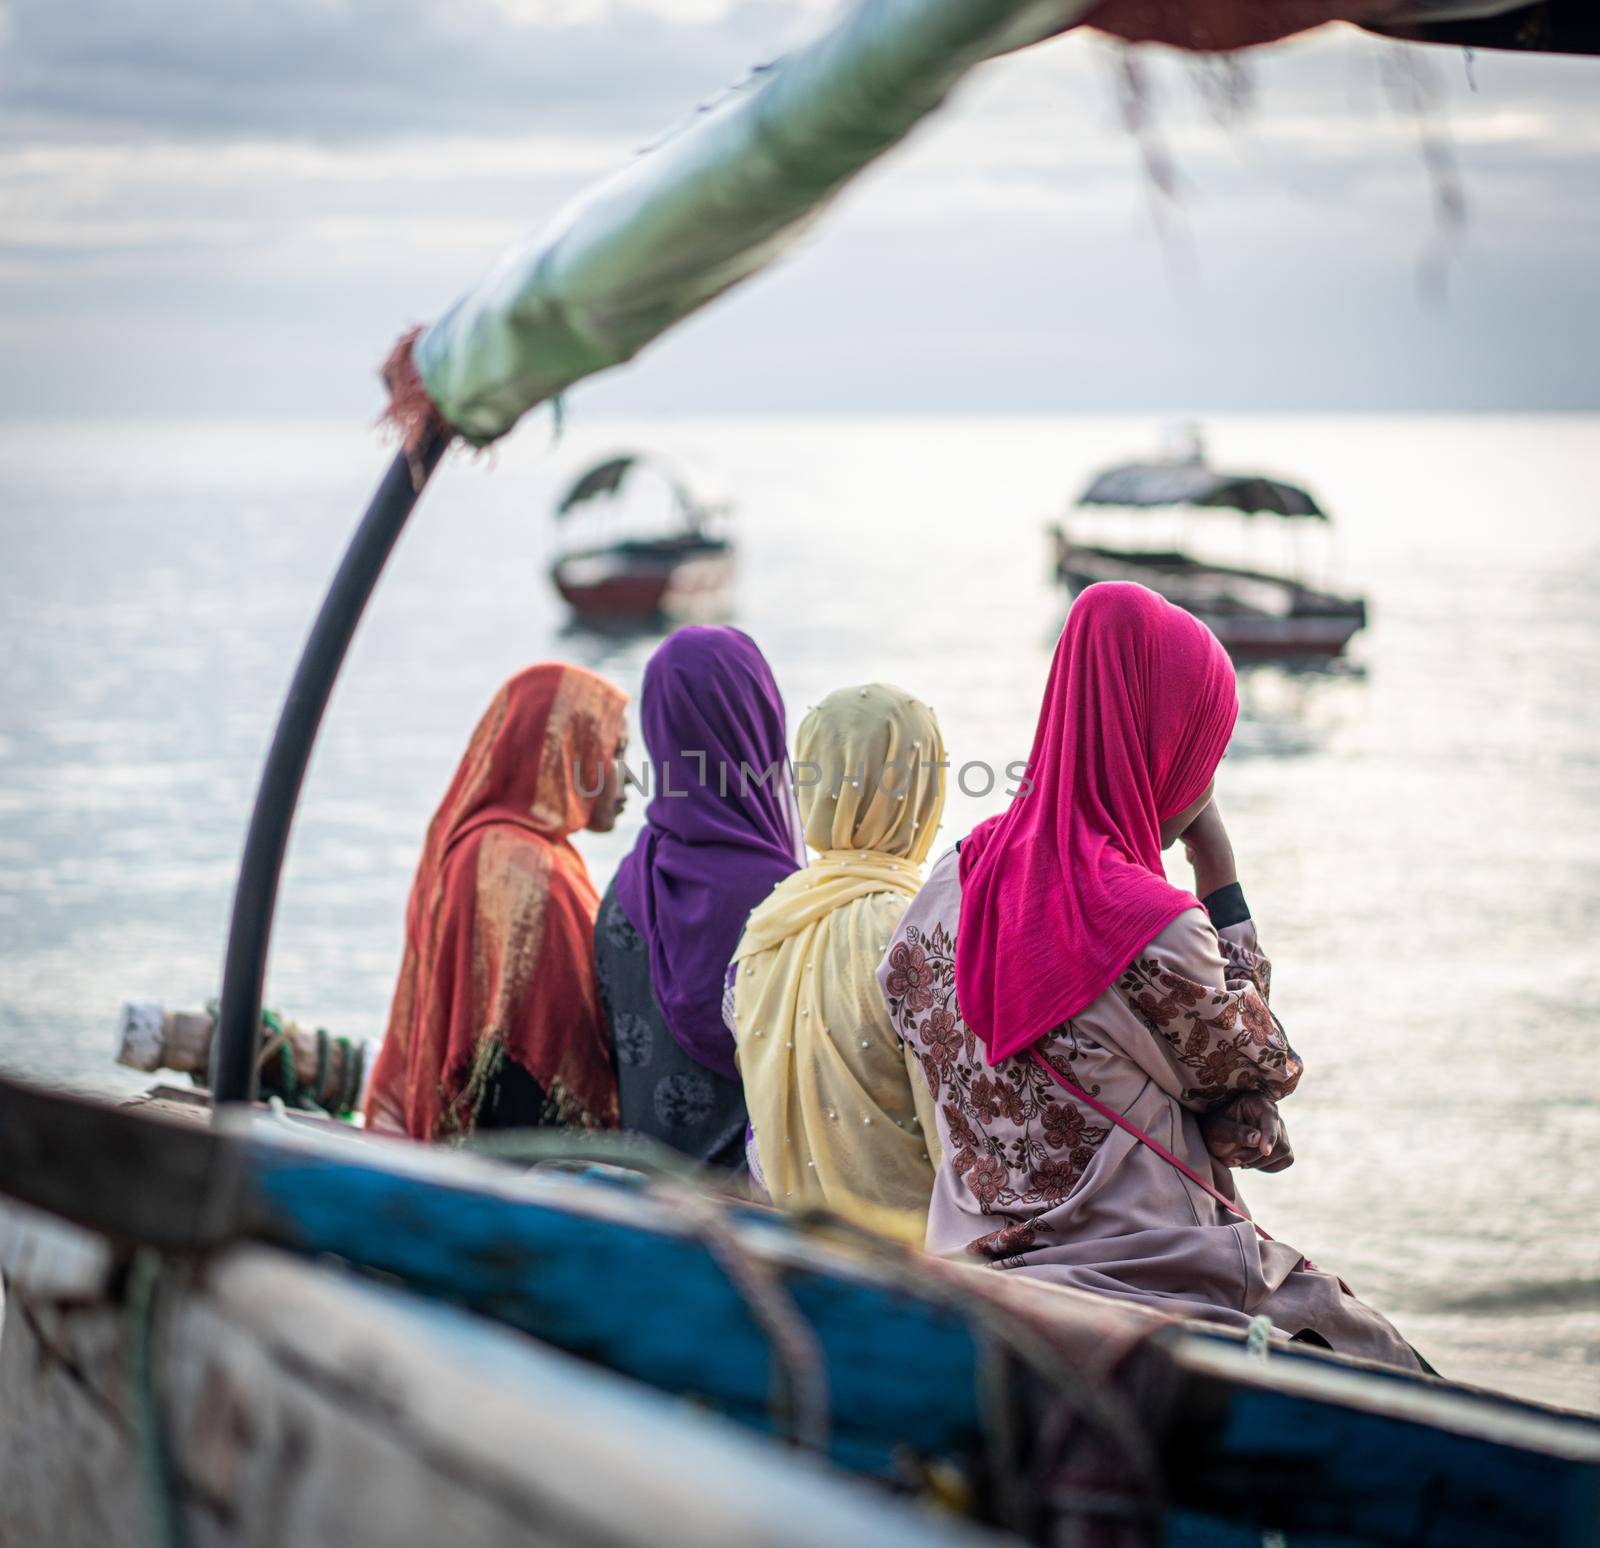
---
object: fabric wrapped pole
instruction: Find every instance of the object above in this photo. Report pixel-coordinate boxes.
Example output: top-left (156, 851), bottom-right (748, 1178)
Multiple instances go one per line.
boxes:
top-left (414, 0), bottom-right (1097, 444)
top-left (413, 0), bottom-right (1560, 445)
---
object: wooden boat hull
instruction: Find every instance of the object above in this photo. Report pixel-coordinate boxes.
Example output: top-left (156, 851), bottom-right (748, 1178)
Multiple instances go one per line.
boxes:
top-left (1055, 534), bottom-right (1367, 661)
top-left (0, 1219), bottom-right (1002, 1548)
top-left (1, 1075), bottom-right (1595, 1548)
top-left (551, 539), bottom-right (733, 622)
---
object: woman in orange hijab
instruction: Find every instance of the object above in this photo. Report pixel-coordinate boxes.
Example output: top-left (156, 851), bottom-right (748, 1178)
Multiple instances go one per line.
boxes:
top-left (366, 663), bottom-right (630, 1140)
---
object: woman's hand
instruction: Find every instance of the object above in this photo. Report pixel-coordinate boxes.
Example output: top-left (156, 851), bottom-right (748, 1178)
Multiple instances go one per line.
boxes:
top-left (1203, 1091), bottom-right (1294, 1172)
top-left (1182, 801), bottom-right (1238, 900)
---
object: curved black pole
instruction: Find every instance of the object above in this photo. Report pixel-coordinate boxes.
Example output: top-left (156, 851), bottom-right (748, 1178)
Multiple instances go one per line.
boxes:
top-left (212, 428), bottom-right (450, 1109)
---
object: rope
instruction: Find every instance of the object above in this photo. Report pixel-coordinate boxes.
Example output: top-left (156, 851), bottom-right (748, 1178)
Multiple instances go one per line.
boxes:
top-left (250, 1006), bottom-right (300, 1106)
top-left (232, 1005), bottom-right (363, 1118)
top-left (313, 1027), bottom-right (331, 1109)
top-left (1245, 1315), bottom-right (1290, 1548)
top-left (794, 1203), bottom-right (1164, 1539)
top-left (335, 1036), bottom-right (362, 1118)
top-left (211, 994), bottom-right (357, 1113)
top-left (659, 1185), bottom-right (832, 1454)
top-left (788, 1198), bottom-right (1166, 1540)
top-left (125, 1250), bottom-right (189, 1548)
top-left (464, 1130), bottom-right (830, 1452)
top-left (465, 1131), bottom-right (1167, 1534)
top-left (1246, 1314), bottom-right (1274, 1360)
top-left (975, 1329), bottom-right (1035, 1536)
top-left (961, 1284), bottom-right (1166, 1545)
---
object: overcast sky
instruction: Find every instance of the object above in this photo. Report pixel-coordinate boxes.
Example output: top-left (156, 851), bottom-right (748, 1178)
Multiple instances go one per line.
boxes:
top-left (2, 0), bottom-right (1596, 418)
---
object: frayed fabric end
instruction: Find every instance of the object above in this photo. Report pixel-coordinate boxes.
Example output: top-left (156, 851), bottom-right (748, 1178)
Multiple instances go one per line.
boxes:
top-left (379, 325), bottom-right (455, 487)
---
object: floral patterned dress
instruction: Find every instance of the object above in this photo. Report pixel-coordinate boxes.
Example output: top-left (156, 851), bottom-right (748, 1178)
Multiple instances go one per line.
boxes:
top-left (880, 846), bottom-right (1420, 1367)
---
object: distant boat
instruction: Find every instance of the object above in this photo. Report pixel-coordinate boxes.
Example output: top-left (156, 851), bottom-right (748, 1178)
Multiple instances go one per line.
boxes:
top-left (550, 453), bottom-right (733, 624)
top-left (1052, 429), bottom-right (1367, 661)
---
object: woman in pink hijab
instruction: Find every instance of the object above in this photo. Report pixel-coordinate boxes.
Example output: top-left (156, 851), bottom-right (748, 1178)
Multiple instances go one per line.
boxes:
top-left (879, 582), bottom-right (1421, 1366)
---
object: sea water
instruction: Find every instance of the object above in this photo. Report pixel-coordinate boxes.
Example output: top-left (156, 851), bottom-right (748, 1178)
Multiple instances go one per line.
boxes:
top-left (1, 412), bottom-right (1595, 1411)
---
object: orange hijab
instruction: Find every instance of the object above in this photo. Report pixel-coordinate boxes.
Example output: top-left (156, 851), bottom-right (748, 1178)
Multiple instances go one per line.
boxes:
top-left (368, 663), bottom-right (629, 1139)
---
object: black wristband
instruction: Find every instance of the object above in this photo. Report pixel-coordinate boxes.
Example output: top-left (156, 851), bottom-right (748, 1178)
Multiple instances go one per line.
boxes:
top-left (1201, 882), bottom-right (1250, 930)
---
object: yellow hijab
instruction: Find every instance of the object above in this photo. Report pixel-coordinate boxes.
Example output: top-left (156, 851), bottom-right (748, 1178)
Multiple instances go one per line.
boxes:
top-left (732, 684), bottom-right (947, 1240)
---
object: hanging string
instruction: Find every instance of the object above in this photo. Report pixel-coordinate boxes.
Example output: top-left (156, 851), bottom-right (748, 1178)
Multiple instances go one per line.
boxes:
top-left (126, 1251), bottom-right (189, 1548)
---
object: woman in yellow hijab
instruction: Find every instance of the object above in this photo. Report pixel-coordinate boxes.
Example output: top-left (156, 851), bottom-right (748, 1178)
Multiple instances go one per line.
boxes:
top-left (729, 683), bottom-right (946, 1237)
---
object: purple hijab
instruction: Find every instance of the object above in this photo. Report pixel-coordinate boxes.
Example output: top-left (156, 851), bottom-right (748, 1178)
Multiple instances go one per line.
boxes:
top-left (614, 627), bottom-right (801, 1079)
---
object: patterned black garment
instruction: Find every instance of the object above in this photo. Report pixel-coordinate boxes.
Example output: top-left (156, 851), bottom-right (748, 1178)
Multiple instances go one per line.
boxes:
top-left (594, 879), bottom-right (749, 1172)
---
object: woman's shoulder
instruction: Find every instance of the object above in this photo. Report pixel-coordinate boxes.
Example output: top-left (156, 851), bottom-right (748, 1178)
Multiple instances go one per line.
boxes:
top-left (878, 847), bottom-right (961, 995)
top-left (463, 822), bottom-right (602, 918)
top-left (448, 820), bottom-right (552, 866)
top-left (907, 844), bottom-right (963, 921)
top-left (596, 874), bottom-right (643, 955)
top-left (850, 885), bottom-right (915, 923)
top-left (438, 823), bottom-right (538, 893)
top-left (1136, 903), bottom-right (1226, 984)
top-left (1142, 892), bottom-right (1263, 984)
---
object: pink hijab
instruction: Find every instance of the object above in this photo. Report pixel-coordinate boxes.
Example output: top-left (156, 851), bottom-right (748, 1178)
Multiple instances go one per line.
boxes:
top-left (955, 583), bottom-right (1238, 1065)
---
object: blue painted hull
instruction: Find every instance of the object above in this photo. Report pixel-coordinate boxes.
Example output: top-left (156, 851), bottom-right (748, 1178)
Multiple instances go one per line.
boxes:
top-left (0, 1078), bottom-right (1594, 1547)
top-left (232, 1122), bottom-right (1600, 1547)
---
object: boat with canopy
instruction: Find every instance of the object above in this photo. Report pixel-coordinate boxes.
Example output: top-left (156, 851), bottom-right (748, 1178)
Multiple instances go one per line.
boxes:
top-left (4, 2), bottom-right (1599, 1545)
top-left (549, 453), bottom-right (734, 624)
top-left (1054, 428), bottom-right (1367, 660)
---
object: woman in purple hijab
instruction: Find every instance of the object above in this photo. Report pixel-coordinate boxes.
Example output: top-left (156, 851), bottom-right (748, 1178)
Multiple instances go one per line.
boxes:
top-left (596, 626), bottom-right (801, 1167)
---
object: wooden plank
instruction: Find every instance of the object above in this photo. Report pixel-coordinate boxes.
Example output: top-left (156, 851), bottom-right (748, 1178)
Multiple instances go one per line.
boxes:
top-left (2, 1244), bottom-right (1010, 1548)
top-left (233, 1118), bottom-right (1600, 1547)
top-left (209, 1248), bottom-right (1010, 1548)
top-left (4, 1072), bottom-right (1597, 1547)
top-left (0, 1290), bottom-right (139, 1548)
top-left (0, 1073), bottom-right (241, 1251)
top-left (238, 1127), bottom-right (995, 1478)
top-left (0, 1076), bottom-right (1010, 1477)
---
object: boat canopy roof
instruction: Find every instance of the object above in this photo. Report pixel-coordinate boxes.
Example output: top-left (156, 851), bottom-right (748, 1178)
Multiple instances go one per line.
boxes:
top-left (1078, 461), bottom-right (1328, 520)
top-left (556, 452), bottom-right (706, 526)
top-left (557, 455), bottom-right (643, 516)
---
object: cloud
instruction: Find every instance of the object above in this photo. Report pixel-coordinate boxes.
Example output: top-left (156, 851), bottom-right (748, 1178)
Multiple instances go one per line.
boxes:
top-left (0, 0), bottom-right (801, 142)
top-left (0, 1), bottom-right (1596, 414)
